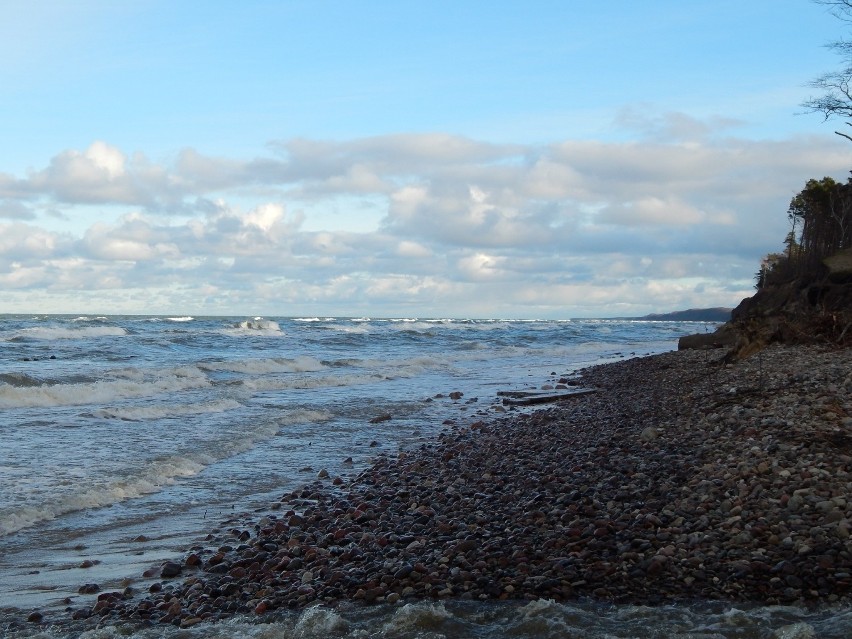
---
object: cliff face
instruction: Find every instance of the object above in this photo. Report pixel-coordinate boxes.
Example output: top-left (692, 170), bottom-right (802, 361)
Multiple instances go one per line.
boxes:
top-left (679, 249), bottom-right (852, 358)
top-left (726, 278), bottom-right (852, 358)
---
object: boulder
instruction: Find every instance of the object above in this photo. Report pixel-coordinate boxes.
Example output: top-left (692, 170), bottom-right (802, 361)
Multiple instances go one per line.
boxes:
top-left (160, 561), bottom-right (182, 578)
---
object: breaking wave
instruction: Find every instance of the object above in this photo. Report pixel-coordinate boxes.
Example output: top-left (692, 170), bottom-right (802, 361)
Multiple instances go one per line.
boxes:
top-left (90, 399), bottom-right (243, 421)
top-left (7, 326), bottom-right (127, 341)
top-left (0, 418), bottom-right (281, 537)
top-left (199, 356), bottom-right (324, 375)
top-left (0, 366), bottom-right (210, 408)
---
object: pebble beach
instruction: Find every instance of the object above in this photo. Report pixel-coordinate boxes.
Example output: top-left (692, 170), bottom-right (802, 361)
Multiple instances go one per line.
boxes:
top-left (34, 342), bottom-right (848, 633)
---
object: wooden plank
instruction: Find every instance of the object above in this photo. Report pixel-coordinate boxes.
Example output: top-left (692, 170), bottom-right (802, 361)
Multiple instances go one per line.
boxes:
top-left (500, 388), bottom-right (597, 406)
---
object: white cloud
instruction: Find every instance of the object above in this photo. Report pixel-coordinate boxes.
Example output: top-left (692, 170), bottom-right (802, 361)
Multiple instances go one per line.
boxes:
top-left (0, 128), bottom-right (847, 316)
top-left (597, 196), bottom-right (707, 227)
top-left (396, 240), bottom-right (431, 258)
top-left (242, 203), bottom-right (286, 232)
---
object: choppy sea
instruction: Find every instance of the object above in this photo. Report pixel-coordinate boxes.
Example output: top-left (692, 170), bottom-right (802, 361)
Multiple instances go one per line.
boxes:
top-left (1, 315), bottom-right (849, 638)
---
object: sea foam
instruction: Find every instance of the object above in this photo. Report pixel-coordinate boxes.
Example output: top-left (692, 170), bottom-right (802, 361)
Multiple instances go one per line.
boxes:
top-left (0, 366), bottom-right (210, 408)
top-left (91, 398), bottom-right (242, 421)
top-left (199, 356), bottom-right (324, 375)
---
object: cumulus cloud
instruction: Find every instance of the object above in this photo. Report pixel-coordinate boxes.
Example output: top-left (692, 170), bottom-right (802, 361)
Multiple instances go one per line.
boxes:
top-left (0, 127), bottom-right (848, 316)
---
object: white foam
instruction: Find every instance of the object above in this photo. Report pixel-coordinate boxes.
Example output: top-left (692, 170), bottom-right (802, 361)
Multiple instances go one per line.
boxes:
top-left (293, 606), bottom-right (349, 637)
top-left (774, 623), bottom-right (817, 639)
top-left (325, 323), bottom-right (370, 334)
top-left (0, 366), bottom-right (210, 408)
top-left (200, 356), bottom-right (324, 375)
top-left (91, 398), bottom-right (242, 421)
top-left (276, 408), bottom-right (334, 426)
top-left (385, 602), bottom-right (453, 633)
top-left (167, 316), bottom-right (194, 322)
top-left (222, 318), bottom-right (284, 336)
top-left (240, 371), bottom-right (389, 392)
top-left (519, 598), bottom-right (563, 617)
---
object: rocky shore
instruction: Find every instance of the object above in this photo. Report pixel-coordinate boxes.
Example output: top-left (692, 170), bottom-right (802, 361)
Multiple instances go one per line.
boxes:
top-left (61, 345), bottom-right (852, 628)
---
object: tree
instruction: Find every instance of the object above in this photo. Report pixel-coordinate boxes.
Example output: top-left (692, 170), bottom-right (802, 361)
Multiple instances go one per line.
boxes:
top-left (803, 0), bottom-right (852, 141)
top-left (786, 176), bottom-right (852, 275)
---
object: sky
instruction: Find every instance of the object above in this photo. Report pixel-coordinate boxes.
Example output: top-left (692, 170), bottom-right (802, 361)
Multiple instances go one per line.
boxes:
top-left (1, 0), bottom-right (850, 318)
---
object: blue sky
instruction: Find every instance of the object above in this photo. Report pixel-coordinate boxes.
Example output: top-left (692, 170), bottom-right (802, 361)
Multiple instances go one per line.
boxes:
top-left (1, 0), bottom-right (849, 317)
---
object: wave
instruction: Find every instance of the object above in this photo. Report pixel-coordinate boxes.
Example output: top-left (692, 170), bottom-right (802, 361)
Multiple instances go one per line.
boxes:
top-left (0, 366), bottom-right (210, 408)
top-left (0, 419), bottom-right (282, 536)
top-left (199, 356), bottom-right (325, 375)
top-left (222, 318), bottom-right (284, 336)
top-left (90, 398), bottom-right (243, 421)
top-left (0, 372), bottom-right (43, 387)
top-left (382, 319), bottom-right (514, 333)
top-left (237, 355), bottom-right (441, 392)
top-left (7, 326), bottom-right (128, 341)
top-left (322, 323), bottom-right (370, 334)
top-left (0, 455), bottom-right (206, 536)
top-left (166, 316), bottom-right (194, 322)
top-left (276, 408), bottom-right (335, 426)
top-left (239, 371), bottom-right (390, 392)
top-left (4, 600), bottom-right (839, 638)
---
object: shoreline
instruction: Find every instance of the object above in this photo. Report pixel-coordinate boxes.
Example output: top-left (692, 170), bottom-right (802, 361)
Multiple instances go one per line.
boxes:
top-left (14, 344), bottom-right (852, 629)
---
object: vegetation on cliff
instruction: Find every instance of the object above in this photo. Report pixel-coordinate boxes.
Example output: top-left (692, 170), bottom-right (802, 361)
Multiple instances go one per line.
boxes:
top-left (755, 176), bottom-right (852, 290)
top-left (734, 174), bottom-right (852, 353)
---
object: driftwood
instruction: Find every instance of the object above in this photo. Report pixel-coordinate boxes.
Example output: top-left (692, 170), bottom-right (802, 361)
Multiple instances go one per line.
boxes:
top-left (498, 388), bottom-right (597, 406)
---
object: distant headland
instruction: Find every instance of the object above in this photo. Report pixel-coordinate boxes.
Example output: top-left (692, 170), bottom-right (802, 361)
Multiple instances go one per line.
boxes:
top-left (624, 307), bottom-right (733, 322)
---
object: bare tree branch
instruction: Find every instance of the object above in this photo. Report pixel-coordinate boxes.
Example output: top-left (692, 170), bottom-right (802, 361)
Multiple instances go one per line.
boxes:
top-left (814, 0), bottom-right (852, 21)
top-left (803, 2), bottom-right (852, 139)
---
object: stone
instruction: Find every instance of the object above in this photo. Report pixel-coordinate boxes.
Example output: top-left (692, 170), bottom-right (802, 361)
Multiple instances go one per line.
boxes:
top-left (639, 427), bottom-right (659, 442)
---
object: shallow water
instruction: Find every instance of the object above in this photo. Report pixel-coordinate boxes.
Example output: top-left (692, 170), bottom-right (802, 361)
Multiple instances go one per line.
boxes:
top-left (6, 599), bottom-right (852, 638)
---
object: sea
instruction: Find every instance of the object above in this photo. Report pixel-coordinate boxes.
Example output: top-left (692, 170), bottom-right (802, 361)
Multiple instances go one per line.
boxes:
top-left (1, 314), bottom-right (849, 638)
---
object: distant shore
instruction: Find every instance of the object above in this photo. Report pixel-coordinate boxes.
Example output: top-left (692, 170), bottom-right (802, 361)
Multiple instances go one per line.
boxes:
top-left (38, 344), bottom-right (852, 628)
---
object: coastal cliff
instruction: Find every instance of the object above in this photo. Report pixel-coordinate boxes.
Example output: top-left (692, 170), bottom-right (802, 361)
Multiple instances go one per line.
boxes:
top-left (680, 248), bottom-right (852, 357)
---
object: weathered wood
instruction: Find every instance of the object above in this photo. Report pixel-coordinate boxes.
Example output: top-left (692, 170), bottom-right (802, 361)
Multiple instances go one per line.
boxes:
top-left (499, 388), bottom-right (597, 406)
